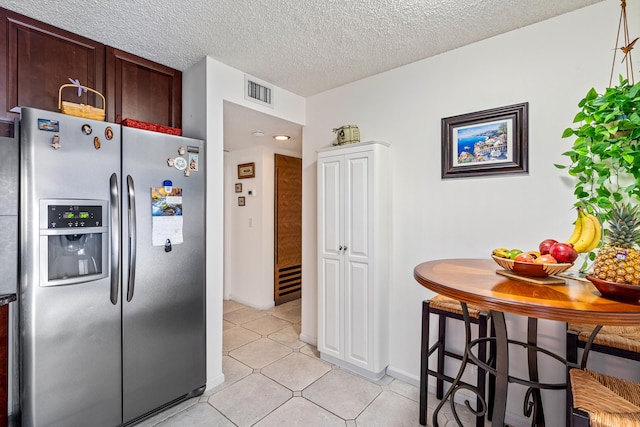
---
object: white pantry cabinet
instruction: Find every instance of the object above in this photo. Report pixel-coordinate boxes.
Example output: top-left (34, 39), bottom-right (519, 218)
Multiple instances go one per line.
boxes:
top-left (317, 140), bottom-right (390, 380)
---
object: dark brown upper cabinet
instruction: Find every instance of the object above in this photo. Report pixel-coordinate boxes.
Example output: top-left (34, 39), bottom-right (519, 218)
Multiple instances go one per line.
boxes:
top-left (0, 8), bottom-right (105, 136)
top-left (0, 8), bottom-right (182, 137)
top-left (106, 48), bottom-right (181, 129)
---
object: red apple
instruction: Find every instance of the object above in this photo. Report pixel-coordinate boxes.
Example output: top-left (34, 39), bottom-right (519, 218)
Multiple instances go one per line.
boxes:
top-left (535, 254), bottom-right (558, 264)
top-left (549, 242), bottom-right (578, 263)
top-left (514, 252), bottom-right (535, 263)
top-left (539, 239), bottom-right (558, 255)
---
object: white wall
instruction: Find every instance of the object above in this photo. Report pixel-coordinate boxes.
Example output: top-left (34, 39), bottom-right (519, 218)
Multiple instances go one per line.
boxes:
top-left (302, 1), bottom-right (638, 425)
top-left (183, 57), bottom-right (305, 389)
top-left (224, 146), bottom-right (301, 309)
top-left (182, 58), bottom-right (227, 389)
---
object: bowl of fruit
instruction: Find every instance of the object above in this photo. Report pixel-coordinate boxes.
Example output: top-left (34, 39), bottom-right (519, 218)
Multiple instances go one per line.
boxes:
top-left (491, 254), bottom-right (573, 277)
top-left (492, 239), bottom-right (578, 277)
top-left (586, 275), bottom-right (640, 302)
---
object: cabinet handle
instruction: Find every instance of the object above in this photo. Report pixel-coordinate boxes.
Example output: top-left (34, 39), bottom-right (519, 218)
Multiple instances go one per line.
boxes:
top-left (343, 246), bottom-right (348, 251)
top-left (339, 245), bottom-right (343, 251)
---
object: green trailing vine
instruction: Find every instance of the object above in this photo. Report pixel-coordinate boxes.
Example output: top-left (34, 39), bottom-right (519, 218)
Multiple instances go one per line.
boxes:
top-left (556, 75), bottom-right (640, 225)
top-left (556, 76), bottom-right (640, 271)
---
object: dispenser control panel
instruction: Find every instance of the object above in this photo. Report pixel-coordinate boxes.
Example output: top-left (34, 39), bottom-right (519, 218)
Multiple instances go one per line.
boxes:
top-left (47, 205), bottom-right (103, 229)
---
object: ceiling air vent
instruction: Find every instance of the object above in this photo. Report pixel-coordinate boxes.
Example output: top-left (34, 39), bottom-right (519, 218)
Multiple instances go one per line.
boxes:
top-left (245, 76), bottom-right (273, 108)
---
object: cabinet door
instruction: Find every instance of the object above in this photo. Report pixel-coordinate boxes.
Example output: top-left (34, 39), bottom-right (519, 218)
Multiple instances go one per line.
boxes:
top-left (106, 47), bottom-right (181, 128)
top-left (0, 8), bottom-right (105, 137)
top-left (317, 156), bottom-right (344, 358)
top-left (344, 151), bottom-right (373, 368)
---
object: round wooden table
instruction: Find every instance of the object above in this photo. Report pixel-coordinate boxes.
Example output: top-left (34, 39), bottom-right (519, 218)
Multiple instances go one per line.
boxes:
top-left (414, 258), bottom-right (640, 427)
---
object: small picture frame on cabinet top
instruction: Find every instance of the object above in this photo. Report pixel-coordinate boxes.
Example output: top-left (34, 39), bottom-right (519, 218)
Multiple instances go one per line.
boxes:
top-left (238, 196), bottom-right (245, 206)
top-left (237, 162), bottom-right (255, 179)
top-left (235, 183), bottom-right (242, 193)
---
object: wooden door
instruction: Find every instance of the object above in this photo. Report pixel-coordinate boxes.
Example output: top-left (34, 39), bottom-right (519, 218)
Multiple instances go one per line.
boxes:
top-left (274, 154), bottom-right (302, 305)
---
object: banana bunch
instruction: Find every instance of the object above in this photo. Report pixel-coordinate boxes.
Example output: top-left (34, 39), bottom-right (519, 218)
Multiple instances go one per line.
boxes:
top-left (492, 247), bottom-right (510, 258)
top-left (567, 208), bottom-right (602, 253)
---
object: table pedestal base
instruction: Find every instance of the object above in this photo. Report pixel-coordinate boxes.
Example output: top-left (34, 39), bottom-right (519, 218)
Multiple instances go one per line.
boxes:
top-left (430, 303), bottom-right (568, 427)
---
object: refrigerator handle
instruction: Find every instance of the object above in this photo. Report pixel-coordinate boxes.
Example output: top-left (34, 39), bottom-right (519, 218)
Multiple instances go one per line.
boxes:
top-left (126, 175), bottom-right (137, 302)
top-left (109, 173), bottom-right (120, 305)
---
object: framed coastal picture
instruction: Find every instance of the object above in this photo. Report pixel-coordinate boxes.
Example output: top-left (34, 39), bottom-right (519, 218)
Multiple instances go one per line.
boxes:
top-left (441, 103), bottom-right (529, 179)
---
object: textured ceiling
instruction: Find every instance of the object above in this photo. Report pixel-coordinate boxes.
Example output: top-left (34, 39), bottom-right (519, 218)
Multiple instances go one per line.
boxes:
top-left (0, 0), bottom-right (603, 153)
top-left (1, 0), bottom-right (602, 98)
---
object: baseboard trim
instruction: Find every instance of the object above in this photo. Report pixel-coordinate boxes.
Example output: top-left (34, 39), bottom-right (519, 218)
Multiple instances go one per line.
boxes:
top-left (226, 295), bottom-right (274, 311)
top-left (319, 352), bottom-right (387, 382)
top-left (385, 366), bottom-right (419, 387)
top-left (299, 332), bottom-right (317, 346)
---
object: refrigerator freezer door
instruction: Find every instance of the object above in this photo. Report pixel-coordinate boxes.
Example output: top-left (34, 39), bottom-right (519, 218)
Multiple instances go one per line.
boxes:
top-left (19, 108), bottom-right (122, 427)
top-left (121, 126), bottom-right (205, 423)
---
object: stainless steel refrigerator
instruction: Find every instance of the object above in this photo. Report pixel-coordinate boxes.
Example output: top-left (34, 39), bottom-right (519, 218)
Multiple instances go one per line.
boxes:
top-left (19, 107), bottom-right (206, 427)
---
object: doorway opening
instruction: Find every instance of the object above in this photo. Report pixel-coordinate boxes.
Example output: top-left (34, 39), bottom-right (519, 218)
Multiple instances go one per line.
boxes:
top-left (222, 101), bottom-right (302, 309)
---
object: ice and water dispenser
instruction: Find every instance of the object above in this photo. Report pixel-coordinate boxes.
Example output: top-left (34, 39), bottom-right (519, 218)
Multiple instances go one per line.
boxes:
top-left (39, 200), bottom-right (108, 286)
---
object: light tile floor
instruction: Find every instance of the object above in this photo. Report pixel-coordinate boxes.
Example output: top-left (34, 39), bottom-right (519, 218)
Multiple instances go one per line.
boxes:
top-left (136, 299), bottom-right (482, 427)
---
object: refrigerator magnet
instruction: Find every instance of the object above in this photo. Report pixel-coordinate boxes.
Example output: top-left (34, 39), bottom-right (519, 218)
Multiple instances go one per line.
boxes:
top-left (173, 157), bottom-right (187, 171)
top-left (178, 146), bottom-right (185, 155)
top-left (189, 154), bottom-right (199, 172)
top-left (105, 127), bottom-right (114, 140)
top-left (38, 118), bottom-right (59, 132)
top-left (167, 158), bottom-right (174, 167)
top-left (51, 134), bottom-right (61, 150)
top-left (81, 124), bottom-right (92, 135)
top-left (94, 136), bottom-right (101, 149)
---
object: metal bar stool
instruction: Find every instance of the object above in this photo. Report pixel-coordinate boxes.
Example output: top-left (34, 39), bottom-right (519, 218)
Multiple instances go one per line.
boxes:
top-left (566, 323), bottom-right (640, 426)
top-left (420, 295), bottom-right (494, 427)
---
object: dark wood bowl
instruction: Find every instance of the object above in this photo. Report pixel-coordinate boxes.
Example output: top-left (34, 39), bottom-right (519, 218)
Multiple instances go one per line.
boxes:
top-left (587, 275), bottom-right (640, 302)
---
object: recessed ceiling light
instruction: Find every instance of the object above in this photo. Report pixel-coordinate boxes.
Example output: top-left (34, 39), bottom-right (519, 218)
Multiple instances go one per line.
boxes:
top-left (252, 130), bottom-right (265, 137)
top-left (274, 135), bottom-right (290, 141)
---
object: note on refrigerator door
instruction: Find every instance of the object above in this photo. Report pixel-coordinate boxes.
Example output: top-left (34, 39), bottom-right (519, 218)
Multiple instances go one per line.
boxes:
top-left (151, 187), bottom-right (183, 246)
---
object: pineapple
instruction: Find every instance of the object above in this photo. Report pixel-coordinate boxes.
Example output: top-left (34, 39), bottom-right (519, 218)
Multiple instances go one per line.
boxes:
top-left (592, 203), bottom-right (640, 285)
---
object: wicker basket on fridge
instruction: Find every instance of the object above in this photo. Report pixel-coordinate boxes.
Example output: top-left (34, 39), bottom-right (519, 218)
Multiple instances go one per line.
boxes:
top-left (58, 83), bottom-right (106, 121)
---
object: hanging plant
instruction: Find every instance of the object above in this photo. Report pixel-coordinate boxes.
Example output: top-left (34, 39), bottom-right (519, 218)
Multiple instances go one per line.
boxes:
top-left (556, 75), bottom-right (640, 224)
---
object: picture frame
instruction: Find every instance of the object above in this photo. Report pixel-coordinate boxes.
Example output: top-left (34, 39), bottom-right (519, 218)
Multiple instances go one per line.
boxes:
top-left (441, 102), bottom-right (528, 179)
top-left (235, 183), bottom-right (242, 193)
top-left (238, 196), bottom-right (245, 206)
top-left (237, 162), bottom-right (255, 179)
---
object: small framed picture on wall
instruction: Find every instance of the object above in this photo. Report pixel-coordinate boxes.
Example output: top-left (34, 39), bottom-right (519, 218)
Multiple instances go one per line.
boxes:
top-left (237, 162), bottom-right (255, 179)
top-left (238, 196), bottom-right (246, 206)
top-left (235, 183), bottom-right (242, 193)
